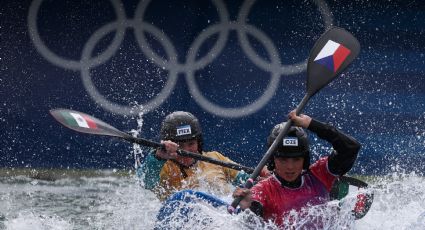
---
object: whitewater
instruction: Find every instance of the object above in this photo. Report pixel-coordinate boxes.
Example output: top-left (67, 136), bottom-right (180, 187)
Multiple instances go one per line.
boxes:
top-left (1, 168), bottom-right (425, 230)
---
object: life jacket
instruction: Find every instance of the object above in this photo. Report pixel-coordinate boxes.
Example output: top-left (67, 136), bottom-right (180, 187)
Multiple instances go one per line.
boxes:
top-left (158, 151), bottom-right (240, 199)
top-left (251, 157), bottom-right (336, 227)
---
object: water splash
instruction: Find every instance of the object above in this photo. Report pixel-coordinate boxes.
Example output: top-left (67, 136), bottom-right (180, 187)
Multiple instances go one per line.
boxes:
top-left (4, 212), bottom-right (72, 230)
top-left (129, 106), bottom-right (145, 170)
top-left (356, 172), bottom-right (425, 230)
top-left (1, 170), bottom-right (425, 229)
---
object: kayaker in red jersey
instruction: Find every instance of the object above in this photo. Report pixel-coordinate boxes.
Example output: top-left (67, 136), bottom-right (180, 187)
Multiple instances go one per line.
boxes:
top-left (233, 110), bottom-right (361, 227)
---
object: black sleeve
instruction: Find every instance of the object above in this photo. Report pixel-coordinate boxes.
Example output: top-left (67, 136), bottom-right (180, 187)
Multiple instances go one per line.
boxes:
top-left (249, 201), bottom-right (264, 217)
top-left (307, 119), bottom-right (361, 176)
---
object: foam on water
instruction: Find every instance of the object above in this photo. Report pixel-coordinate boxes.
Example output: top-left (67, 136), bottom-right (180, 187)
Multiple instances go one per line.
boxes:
top-left (0, 173), bottom-right (160, 229)
top-left (1, 170), bottom-right (425, 229)
top-left (356, 172), bottom-right (425, 229)
top-left (3, 212), bottom-right (72, 230)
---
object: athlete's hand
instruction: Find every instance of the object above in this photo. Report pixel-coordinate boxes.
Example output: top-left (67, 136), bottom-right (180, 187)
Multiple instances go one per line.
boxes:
top-left (233, 187), bottom-right (252, 210)
top-left (288, 110), bottom-right (312, 128)
top-left (155, 140), bottom-right (179, 160)
top-left (258, 166), bottom-right (271, 180)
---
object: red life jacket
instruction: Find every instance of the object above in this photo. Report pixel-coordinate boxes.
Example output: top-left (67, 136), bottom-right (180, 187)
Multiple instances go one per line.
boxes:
top-left (251, 157), bottom-right (337, 227)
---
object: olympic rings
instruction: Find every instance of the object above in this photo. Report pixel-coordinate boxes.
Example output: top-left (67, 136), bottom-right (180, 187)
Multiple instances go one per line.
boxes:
top-left (28, 0), bottom-right (333, 118)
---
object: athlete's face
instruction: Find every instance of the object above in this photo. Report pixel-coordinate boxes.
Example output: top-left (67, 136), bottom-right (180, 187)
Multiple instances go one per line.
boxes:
top-left (274, 157), bottom-right (304, 182)
top-left (175, 139), bottom-right (199, 167)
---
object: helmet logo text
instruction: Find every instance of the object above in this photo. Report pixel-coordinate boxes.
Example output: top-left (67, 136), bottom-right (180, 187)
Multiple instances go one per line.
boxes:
top-left (283, 137), bottom-right (298, 146)
top-left (176, 125), bottom-right (192, 136)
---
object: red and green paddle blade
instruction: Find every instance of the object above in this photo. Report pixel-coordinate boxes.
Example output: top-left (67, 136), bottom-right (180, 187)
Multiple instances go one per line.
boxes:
top-left (50, 109), bottom-right (127, 138)
top-left (307, 27), bottom-right (360, 97)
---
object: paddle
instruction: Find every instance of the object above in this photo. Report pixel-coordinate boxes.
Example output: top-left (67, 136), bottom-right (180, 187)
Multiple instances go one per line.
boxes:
top-left (330, 176), bottom-right (374, 220)
top-left (228, 27), bottom-right (361, 212)
top-left (49, 108), bottom-right (255, 173)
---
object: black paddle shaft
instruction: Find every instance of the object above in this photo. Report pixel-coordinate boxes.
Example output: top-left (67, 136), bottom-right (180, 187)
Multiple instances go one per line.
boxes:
top-left (50, 108), bottom-right (255, 173)
top-left (229, 95), bottom-right (310, 211)
top-left (122, 134), bottom-right (255, 173)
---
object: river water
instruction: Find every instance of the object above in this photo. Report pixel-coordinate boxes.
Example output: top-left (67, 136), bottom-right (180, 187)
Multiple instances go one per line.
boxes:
top-left (1, 168), bottom-right (425, 230)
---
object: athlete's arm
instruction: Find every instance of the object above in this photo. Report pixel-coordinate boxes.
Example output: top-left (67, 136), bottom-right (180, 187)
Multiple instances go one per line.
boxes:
top-left (307, 119), bottom-right (361, 175)
top-left (137, 149), bottom-right (167, 190)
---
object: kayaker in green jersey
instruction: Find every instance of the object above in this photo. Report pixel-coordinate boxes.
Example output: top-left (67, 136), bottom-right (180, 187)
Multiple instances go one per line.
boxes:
top-left (136, 111), bottom-right (269, 200)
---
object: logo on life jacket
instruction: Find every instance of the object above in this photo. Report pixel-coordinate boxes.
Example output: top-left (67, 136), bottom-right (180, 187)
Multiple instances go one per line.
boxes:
top-left (176, 125), bottom-right (192, 136)
top-left (283, 137), bottom-right (298, 146)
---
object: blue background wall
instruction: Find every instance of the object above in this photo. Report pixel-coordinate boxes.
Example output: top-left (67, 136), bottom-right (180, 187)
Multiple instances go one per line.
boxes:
top-left (1, 0), bottom-right (424, 175)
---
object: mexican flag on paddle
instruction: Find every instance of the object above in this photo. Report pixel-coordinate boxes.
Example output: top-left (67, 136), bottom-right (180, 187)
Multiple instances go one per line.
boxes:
top-left (60, 111), bottom-right (97, 129)
top-left (50, 109), bottom-right (125, 137)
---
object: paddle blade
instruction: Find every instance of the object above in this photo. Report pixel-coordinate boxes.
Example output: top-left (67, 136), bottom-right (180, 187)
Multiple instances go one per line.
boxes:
top-left (307, 27), bottom-right (360, 96)
top-left (50, 108), bottom-right (127, 138)
top-left (330, 176), bottom-right (374, 220)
